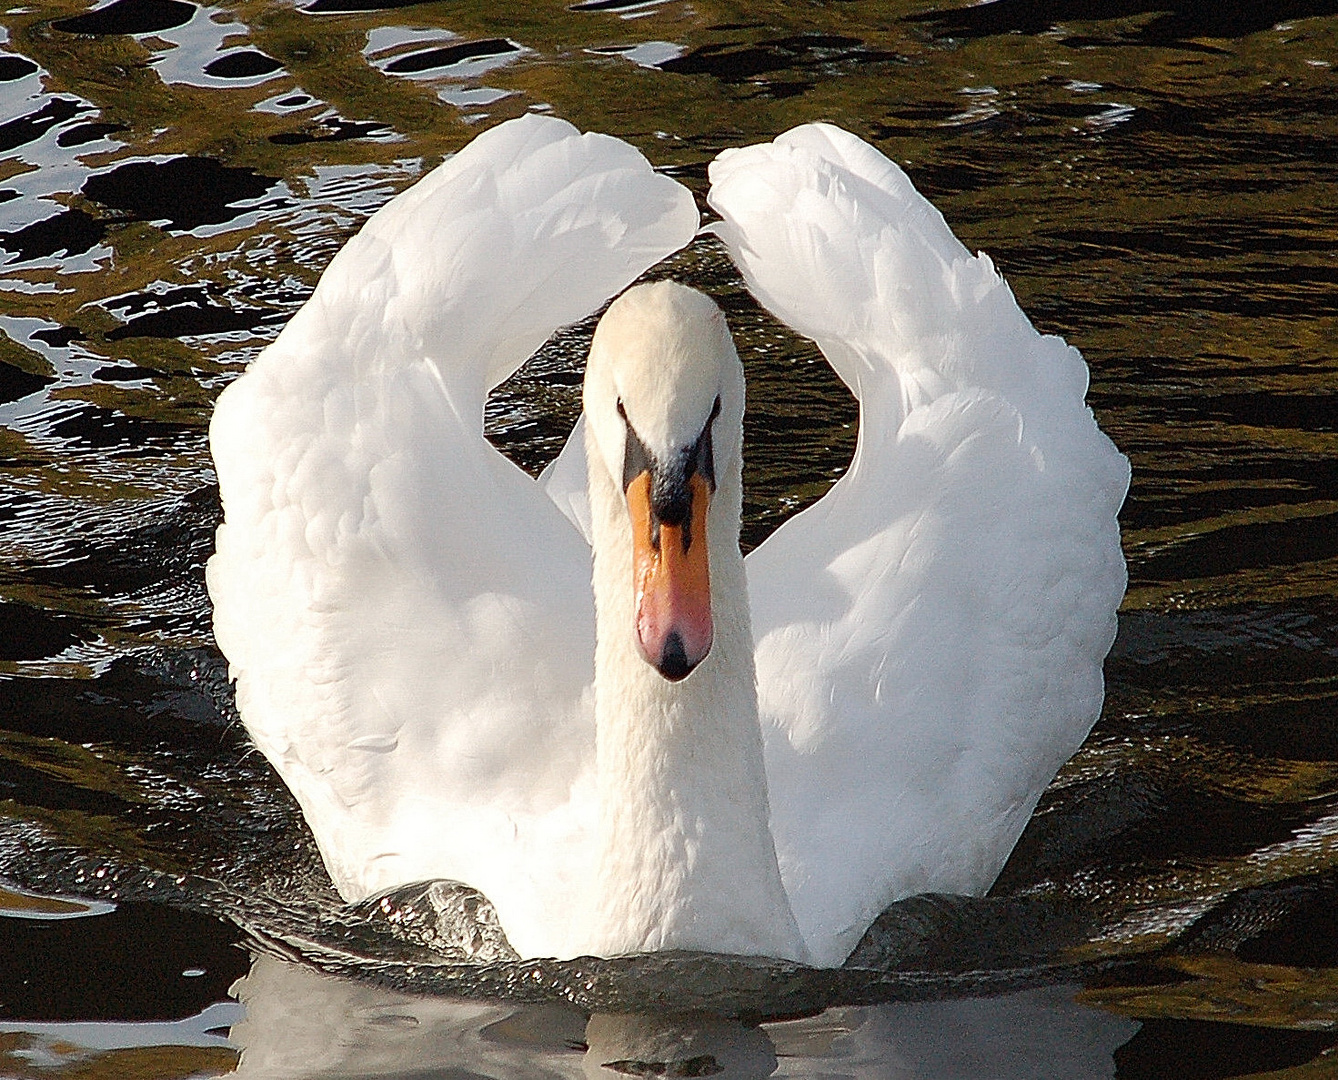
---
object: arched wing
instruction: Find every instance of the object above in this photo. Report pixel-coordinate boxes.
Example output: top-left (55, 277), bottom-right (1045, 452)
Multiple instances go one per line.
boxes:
top-left (209, 116), bottom-right (698, 957)
top-left (709, 124), bottom-right (1129, 966)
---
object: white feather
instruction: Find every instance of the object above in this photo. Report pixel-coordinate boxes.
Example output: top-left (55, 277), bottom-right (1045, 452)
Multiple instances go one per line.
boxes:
top-left (210, 115), bottom-right (698, 958)
top-left (709, 124), bottom-right (1129, 964)
top-left (209, 117), bottom-right (1127, 968)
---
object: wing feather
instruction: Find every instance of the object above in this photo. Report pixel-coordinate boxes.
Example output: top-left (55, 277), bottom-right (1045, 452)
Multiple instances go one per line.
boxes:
top-left (709, 124), bottom-right (1128, 965)
top-left (209, 115), bottom-right (697, 958)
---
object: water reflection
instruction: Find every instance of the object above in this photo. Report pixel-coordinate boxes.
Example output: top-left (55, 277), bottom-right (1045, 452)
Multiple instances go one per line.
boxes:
top-left (586, 1013), bottom-right (776, 1079)
top-left (51, 0), bottom-right (198, 37)
top-left (227, 954), bottom-right (1139, 1079)
top-left (0, 1002), bottom-right (241, 1074)
top-left (2, 0), bottom-right (1338, 1069)
top-left (908, 0), bottom-right (1338, 45)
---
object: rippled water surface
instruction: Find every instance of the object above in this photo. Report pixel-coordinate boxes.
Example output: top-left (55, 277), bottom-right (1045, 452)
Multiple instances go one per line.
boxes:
top-left (3, 0), bottom-right (1338, 1076)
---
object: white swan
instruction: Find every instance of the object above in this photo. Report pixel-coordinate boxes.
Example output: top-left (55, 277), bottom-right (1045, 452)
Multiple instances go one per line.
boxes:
top-left (208, 115), bottom-right (1128, 968)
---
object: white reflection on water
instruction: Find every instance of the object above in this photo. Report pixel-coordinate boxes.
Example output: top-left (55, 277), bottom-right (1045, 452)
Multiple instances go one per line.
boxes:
top-left (225, 954), bottom-right (1139, 1079)
top-left (587, 41), bottom-right (686, 68)
top-left (363, 26), bottom-right (461, 57)
top-left (0, 1001), bottom-right (242, 1068)
top-left (0, 884), bottom-right (115, 920)
top-left (147, 5), bottom-right (265, 90)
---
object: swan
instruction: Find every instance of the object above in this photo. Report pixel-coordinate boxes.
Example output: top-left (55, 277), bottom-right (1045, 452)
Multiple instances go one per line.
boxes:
top-left (208, 115), bottom-right (1129, 968)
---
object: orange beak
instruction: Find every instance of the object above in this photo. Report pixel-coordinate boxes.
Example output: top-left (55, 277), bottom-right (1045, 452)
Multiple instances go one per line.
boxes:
top-left (626, 470), bottom-right (713, 681)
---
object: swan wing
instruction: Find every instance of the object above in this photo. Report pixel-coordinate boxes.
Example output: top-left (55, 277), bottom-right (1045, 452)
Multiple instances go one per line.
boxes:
top-left (709, 124), bottom-right (1129, 966)
top-left (209, 115), bottom-right (698, 957)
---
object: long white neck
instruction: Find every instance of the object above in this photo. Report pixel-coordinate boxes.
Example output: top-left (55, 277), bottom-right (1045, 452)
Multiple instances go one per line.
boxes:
top-left (581, 419), bottom-right (808, 963)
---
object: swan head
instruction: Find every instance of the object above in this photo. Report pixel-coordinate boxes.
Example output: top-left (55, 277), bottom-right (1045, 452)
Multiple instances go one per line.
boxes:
top-left (584, 281), bottom-right (743, 682)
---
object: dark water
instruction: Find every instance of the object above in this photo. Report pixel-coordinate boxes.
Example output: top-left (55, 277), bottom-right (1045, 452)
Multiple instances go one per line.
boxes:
top-left (3, 0), bottom-right (1338, 1075)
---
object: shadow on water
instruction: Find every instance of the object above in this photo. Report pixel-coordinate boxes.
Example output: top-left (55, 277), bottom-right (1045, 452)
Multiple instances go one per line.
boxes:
top-left (908, 0), bottom-right (1338, 47)
top-left (2, 0), bottom-right (1338, 1074)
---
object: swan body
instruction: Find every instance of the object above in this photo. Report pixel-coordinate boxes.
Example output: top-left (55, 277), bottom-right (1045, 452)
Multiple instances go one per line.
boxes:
top-left (209, 115), bottom-right (1128, 968)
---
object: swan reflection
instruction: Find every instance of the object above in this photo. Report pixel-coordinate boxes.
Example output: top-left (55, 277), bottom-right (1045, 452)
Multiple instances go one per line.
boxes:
top-left (226, 953), bottom-right (1138, 1078)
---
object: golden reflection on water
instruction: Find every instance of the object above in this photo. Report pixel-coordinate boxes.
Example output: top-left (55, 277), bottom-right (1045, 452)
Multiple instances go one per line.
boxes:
top-left (1084, 953), bottom-right (1338, 1032)
top-left (0, 1041), bottom-right (238, 1080)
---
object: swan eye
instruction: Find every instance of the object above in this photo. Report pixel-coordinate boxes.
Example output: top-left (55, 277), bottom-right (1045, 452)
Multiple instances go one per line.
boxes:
top-left (622, 418), bottom-right (653, 493)
top-left (690, 398), bottom-right (720, 492)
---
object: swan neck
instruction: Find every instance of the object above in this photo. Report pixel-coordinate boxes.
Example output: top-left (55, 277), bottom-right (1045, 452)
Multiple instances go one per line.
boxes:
top-left (583, 418), bottom-right (807, 963)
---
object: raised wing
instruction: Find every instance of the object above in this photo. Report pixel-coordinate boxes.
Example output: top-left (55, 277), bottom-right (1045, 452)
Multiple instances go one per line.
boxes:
top-left (209, 115), bottom-right (697, 957)
top-left (710, 124), bottom-right (1129, 966)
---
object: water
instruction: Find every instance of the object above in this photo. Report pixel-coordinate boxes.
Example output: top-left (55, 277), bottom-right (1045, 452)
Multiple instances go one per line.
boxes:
top-left (2, 0), bottom-right (1338, 1075)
